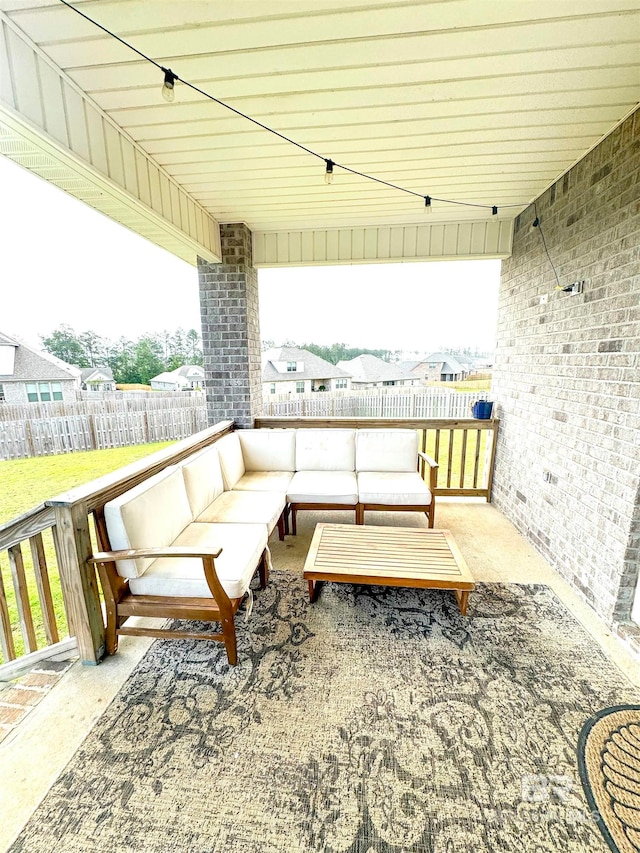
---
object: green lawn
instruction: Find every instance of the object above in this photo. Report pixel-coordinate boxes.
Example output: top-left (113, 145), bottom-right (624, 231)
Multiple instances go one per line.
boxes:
top-left (0, 442), bottom-right (175, 662)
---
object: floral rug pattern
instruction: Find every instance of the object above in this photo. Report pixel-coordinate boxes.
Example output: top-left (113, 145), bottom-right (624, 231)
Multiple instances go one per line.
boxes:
top-left (10, 574), bottom-right (639, 853)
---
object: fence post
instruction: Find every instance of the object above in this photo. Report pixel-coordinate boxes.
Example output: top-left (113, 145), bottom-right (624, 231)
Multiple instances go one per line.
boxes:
top-left (52, 502), bottom-right (105, 665)
top-left (24, 421), bottom-right (36, 456)
top-left (88, 414), bottom-right (98, 450)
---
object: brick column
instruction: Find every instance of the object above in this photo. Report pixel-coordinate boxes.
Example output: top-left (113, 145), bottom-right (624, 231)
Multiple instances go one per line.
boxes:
top-left (198, 223), bottom-right (263, 428)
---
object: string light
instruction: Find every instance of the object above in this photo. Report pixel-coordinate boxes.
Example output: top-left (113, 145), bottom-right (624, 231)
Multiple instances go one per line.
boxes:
top-left (424, 195), bottom-right (432, 213)
top-left (58, 0), bottom-right (531, 217)
top-left (161, 68), bottom-right (177, 103)
top-left (324, 159), bottom-right (334, 185)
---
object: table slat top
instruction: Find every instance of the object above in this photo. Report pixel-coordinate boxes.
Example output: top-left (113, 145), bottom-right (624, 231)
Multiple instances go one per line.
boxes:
top-left (303, 524), bottom-right (474, 590)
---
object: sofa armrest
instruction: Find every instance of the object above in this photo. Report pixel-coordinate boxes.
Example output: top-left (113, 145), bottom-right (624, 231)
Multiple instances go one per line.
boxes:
top-left (417, 451), bottom-right (439, 492)
top-left (89, 546), bottom-right (231, 607)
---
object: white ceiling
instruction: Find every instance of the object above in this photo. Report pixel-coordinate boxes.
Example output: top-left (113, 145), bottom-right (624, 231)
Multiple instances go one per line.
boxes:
top-left (1, 0), bottom-right (639, 234)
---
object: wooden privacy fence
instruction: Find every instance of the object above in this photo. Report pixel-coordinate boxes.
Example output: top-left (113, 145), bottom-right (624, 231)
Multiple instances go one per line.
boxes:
top-left (0, 390), bottom-right (489, 459)
top-left (263, 389), bottom-right (484, 419)
top-left (0, 396), bottom-right (208, 460)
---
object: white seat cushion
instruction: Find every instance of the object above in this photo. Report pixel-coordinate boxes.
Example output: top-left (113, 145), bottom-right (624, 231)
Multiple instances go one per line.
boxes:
top-left (196, 490), bottom-right (285, 535)
top-left (295, 429), bottom-right (356, 471)
top-left (216, 433), bottom-right (246, 490)
top-left (179, 446), bottom-right (224, 518)
top-left (287, 470), bottom-right (358, 505)
top-left (128, 522), bottom-right (267, 600)
top-left (234, 471), bottom-right (294, 492)
top-left (238, 429), bottom-right (296, 471)
top-left (356, 430), bottom-right (418, 473)
top-left (104, 467), bottom-right (193, 579)
top-left (357, 472), bottom-right (432, 505)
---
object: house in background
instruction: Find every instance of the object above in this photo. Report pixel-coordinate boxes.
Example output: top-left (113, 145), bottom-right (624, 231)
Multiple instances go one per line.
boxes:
top-left (80, 366), bottom-right (116, 392)
top-left (150, 365), bottom-right (204, 391)
top-left (400, 353), bottom-right (473, 384)
top-left (0, 332), bottom-right (80, 404)
top-left (337, 354), bottom-right (417, 389)
top-left (262, 347), bottom-right (351, 395)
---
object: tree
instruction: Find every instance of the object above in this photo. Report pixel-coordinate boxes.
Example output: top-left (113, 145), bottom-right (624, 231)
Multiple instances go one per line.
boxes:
top-left (185, 328), bottom-right (203, 365)
top-left (133, 336), bottom-right (165, 385)
top-left (79, 330), bottom-right (107, 367)
top-left (302, 342), bottom-right (400, 365)
top-left (41, 325), bottom-right (88, 367)
top-left (107, 337), bottom-right (137, 384)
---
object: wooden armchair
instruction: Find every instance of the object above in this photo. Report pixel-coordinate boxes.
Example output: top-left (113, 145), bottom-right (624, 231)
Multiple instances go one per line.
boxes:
top-left (89, 546), bottom-right (268, 666)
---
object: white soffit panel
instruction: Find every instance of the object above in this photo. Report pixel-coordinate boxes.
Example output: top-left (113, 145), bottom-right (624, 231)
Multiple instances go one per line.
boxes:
top-left (0, 11), bottom-right (220, 265)
top-left (253, 221), bottom-right (514, 267)
top-left (0, 1), bottom-right (638, 260)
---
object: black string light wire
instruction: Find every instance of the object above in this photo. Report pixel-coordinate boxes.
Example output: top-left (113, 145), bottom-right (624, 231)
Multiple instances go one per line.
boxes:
top-left (532, 202), bottom-right (562, 289)
top-left (58, 0), bottom-right (533, 216)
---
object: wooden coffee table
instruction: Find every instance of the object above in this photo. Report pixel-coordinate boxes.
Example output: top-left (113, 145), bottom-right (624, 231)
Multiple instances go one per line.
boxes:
top-left (303, 524), bottom-right (475, 615)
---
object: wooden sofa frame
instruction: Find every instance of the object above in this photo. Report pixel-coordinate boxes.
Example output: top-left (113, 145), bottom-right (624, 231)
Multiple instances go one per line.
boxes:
top-left (90, 508), bottom-right (268, 666)
top-left (289, 449), bottom-right (438, 533)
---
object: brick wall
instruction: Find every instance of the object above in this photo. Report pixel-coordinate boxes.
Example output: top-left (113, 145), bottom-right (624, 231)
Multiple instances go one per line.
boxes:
top-left (492, 109), bottom-right (640, 626)
top-left (198, 224), bottom-right (263, 429)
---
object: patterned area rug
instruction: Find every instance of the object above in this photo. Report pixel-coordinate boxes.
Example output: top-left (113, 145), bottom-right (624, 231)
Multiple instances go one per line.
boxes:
top-left (578, 705), bottom-right (640, 853)
top-left (10, 573), bottom-right (640, 853)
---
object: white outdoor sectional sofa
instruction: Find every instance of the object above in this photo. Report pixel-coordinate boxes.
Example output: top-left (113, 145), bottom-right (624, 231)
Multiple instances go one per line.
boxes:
top-left (92, 427), bottom-right (437, 666)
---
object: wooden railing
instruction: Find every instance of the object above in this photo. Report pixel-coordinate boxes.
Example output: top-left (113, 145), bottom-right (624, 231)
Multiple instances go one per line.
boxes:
top-left (255, 417), bottom-right (499, 499)
top-left (0, 420), bottom-right (234, 672)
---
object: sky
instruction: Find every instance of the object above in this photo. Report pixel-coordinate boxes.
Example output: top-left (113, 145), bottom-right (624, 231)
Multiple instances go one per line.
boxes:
top-left (0, 155), bottom-right (500, 355)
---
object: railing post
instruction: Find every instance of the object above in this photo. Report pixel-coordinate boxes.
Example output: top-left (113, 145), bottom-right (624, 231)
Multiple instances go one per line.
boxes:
top-left (53, 502), bottom-right (105, 665)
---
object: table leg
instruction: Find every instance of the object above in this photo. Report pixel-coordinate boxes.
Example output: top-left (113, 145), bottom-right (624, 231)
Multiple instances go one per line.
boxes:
top-left (308, 579), bottom-right (319, 602)
top-left (455, 589), bottom-right (470, 616)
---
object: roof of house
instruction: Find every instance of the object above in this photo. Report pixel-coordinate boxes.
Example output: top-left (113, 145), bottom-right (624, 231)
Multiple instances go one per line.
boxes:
top-left (397, 360), bottom-right (420, 372)
top-left (0, 332), bottom-right (81, 382)
top-left (424, 352), bottom-right (469, 375)
top-left (81, 366), bottom-right (114, 382)
top-left (262, 347), bottom-right (349, 382)
top-left (337, 354), bottom-right (416, 383)
top-left (150, 365), bottom-right (204, 384)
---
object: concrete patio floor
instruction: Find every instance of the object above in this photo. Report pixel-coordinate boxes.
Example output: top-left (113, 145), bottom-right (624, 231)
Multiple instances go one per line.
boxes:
top-left (1, 500), bottom-right (639, 850)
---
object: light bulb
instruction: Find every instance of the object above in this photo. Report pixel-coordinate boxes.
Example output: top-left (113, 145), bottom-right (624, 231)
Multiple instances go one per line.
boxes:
top-left (492, 205), bottom-right (498, 216)
top-left (162, 68), bottom-right (177, 103)
top-left (424, 195), bottom-right (432, 213)
top-left (324, 159), bottom-right (334, 185)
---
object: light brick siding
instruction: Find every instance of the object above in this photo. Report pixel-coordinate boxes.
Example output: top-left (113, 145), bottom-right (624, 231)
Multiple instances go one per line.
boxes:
top-left (492, 109), bottom-right (640, 626)
top-left (198, 224), bottom-right (263, 429)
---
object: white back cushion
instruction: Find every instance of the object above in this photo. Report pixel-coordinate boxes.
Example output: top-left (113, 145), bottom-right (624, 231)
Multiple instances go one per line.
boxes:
top-left (356, 430), bottom-right (418, 472)
top-left (216, 433), bottom-right (246, 489)
top-left (180, 446), bottom-right (224, 518)
top-left (295, 429), bottom-right (356, 471)
top-left (104, 467), bottom-right (193, 579)
top-left (238, 429), bottom-right (296, 471)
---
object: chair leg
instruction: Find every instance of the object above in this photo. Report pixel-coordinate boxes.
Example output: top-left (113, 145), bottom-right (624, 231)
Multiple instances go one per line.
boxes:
top-left (105, 609), bottom-right (119, 655)
top-left (277, 511), bottom-right (285, 541)
top-left (258, 550), bottom-right (269, 589)
top-left (221, 614), bottom-right (237, 666)
top-left (291, 507), bottom-right (297, 536)
top-left (356, 504), bottom-right (364, 525)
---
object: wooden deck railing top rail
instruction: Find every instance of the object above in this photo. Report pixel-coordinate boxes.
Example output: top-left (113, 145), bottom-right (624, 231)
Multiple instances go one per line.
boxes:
top-left (255, 417), bottom-right (497, 431)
